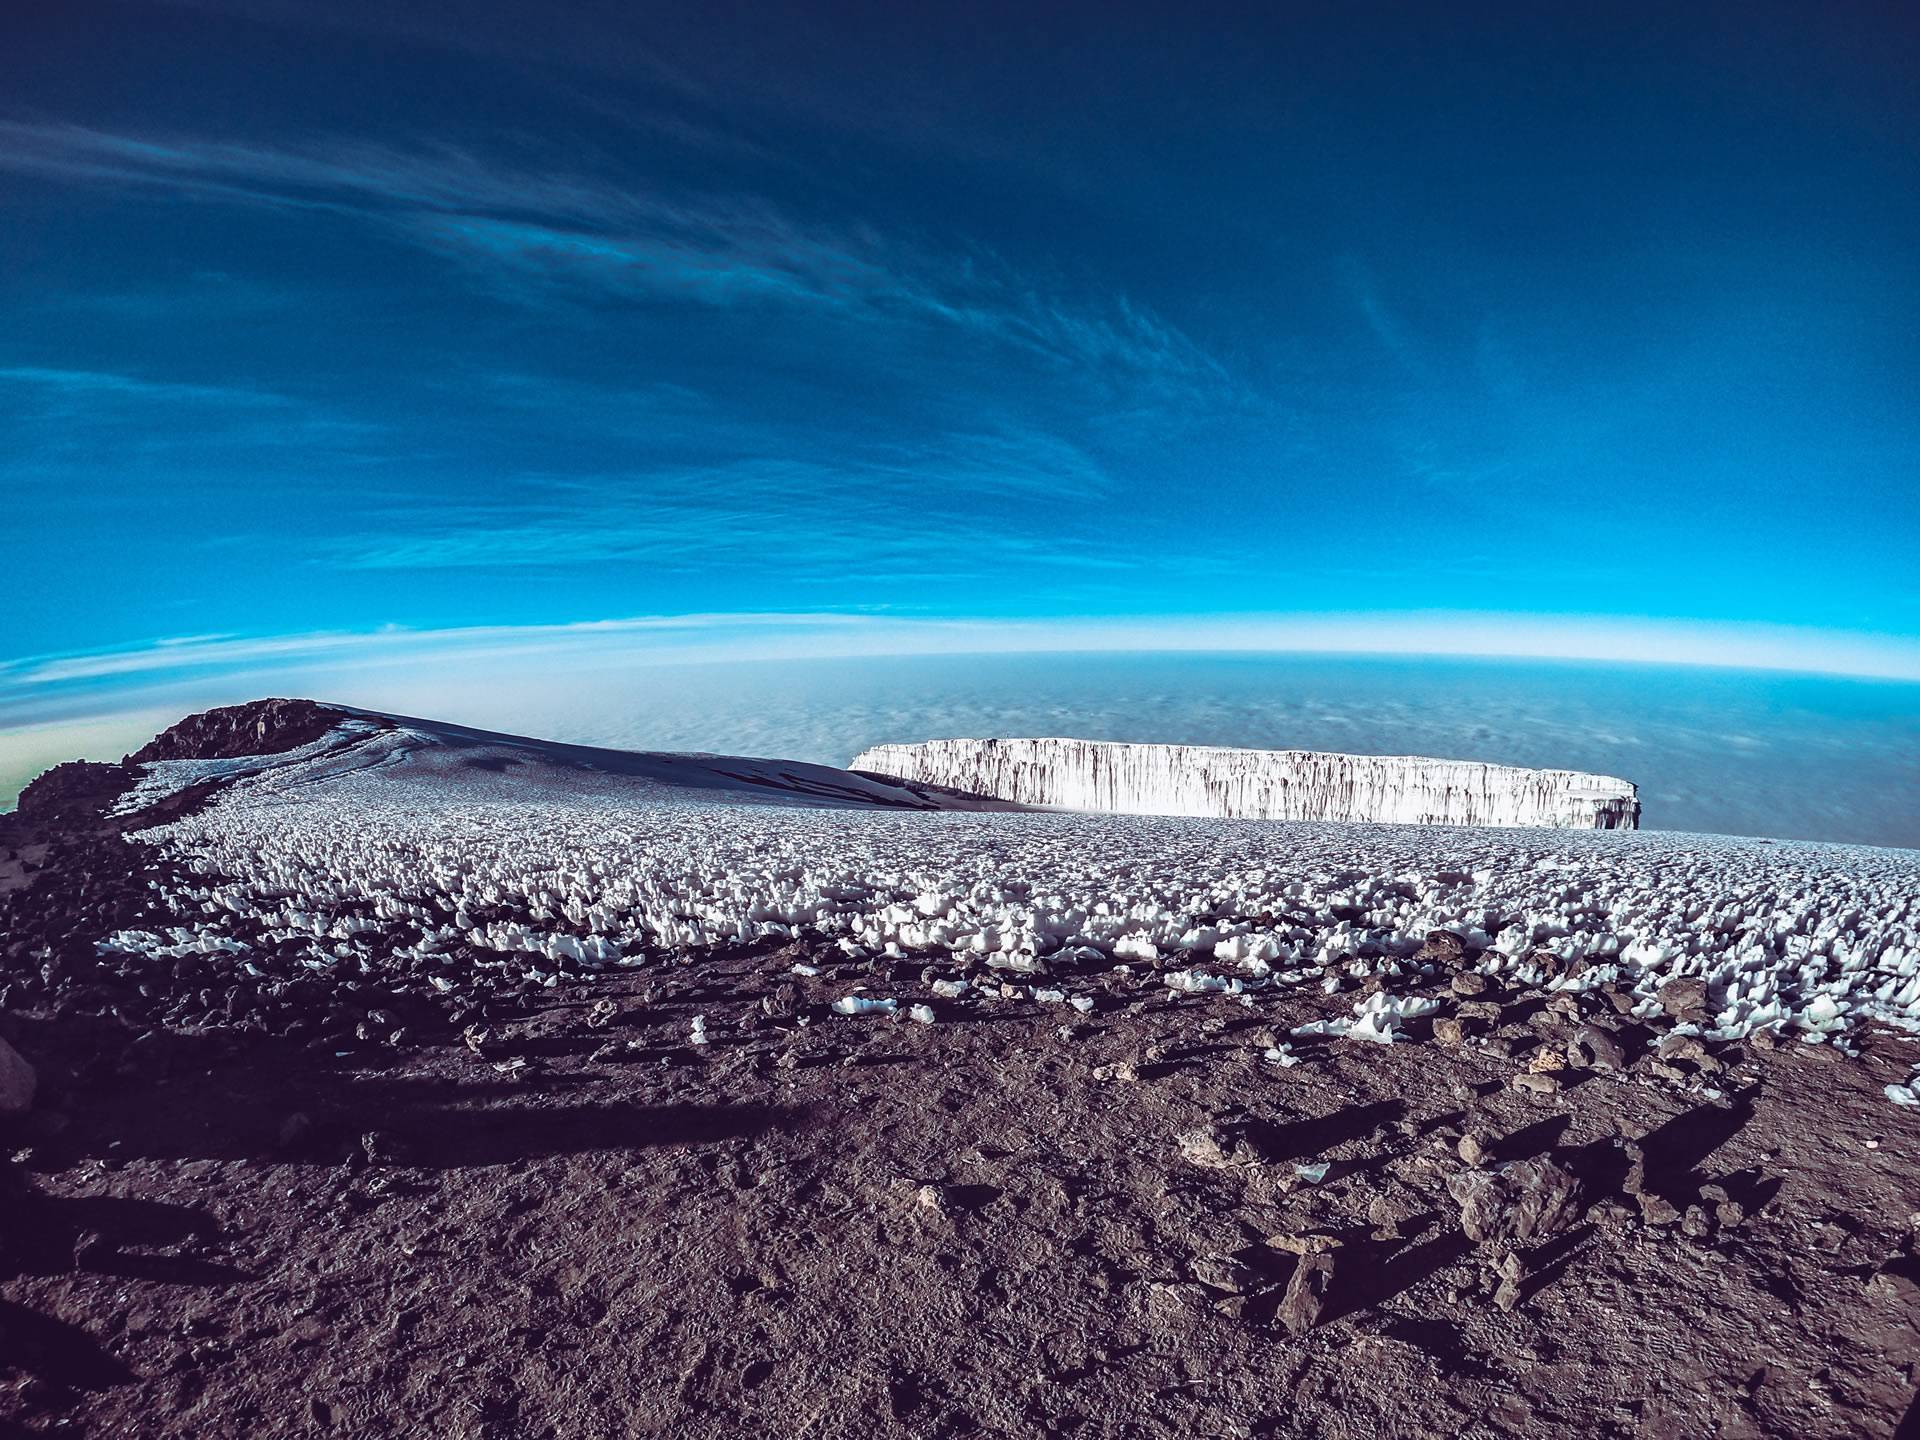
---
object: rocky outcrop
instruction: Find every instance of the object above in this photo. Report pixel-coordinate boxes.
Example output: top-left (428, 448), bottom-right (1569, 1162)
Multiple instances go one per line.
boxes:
top-left (126, 699), bottom-right (357, 765)
top-left (852, 738), bottom-right (1639, 830)
top-left (12, 701), bottom-right (361, 827)
top-left (13, 760), bottom-right (141, 824)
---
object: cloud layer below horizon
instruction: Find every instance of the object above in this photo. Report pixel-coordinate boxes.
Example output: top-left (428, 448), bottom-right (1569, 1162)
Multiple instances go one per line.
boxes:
top-left (6, 647), bottom-right (1917, 851)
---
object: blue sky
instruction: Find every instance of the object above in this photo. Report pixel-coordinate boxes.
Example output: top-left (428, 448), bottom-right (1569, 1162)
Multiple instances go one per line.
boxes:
top-left (3, 0), bottom-right (1919, 729)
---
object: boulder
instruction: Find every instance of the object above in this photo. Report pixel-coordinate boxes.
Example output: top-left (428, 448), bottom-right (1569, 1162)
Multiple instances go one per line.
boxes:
top-left (1568, 1023), bottom-right (1627, 1071)
top-left (1176, 1125), bottom-right (1244, 1169)
top-left (1657, 977), bottom-right (1710, 1019)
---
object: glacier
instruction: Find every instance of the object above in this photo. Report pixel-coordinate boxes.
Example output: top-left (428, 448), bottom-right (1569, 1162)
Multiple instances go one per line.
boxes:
top-left (850, 738), bottom-right (1640, 830)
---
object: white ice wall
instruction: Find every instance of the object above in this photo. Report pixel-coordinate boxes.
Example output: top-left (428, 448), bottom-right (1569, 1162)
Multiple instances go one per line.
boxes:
top-left (851, 738), bottom-right (1639, 830)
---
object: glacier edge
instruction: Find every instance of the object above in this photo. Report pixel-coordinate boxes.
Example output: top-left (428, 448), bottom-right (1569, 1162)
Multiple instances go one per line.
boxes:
top-left (850, 738), bottom-right (1639, 830)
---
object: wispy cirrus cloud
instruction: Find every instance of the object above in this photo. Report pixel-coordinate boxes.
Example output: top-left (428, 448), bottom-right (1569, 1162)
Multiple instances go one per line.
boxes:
top-left (0, 364), bottom-right (383, 472)
top-left (0, 119), bottom-right (1236, 401)
top-left (410, 212), bottom-right (1235, 397)
top-left (0, 365), bottom-right (287, 407)
top-left (318, 427), bottom-right (1118, 575)
top-left (0, 611), bottom-right (887, 690)
top-left (0, 120), bottom-right (632, 224)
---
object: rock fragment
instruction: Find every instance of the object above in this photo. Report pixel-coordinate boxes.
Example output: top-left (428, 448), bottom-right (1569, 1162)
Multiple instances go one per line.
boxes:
top-left (71, 1230), bottom-right (110, 1271)
top-left (1637, 1192), bottom-right (1681, 1227)
top-left (1190, 1254), bottom-right (1253, 1294)
top-left (1276, 1253), bottom-right (1335, 1334)
top-left (1621, 1143), bottom-right (1647, 1196)
top-left (1265, 1231), bottom-right (1344, 1256)
top-left (1450, 1159), bottom-right (1584, 1245)
top-left (915, 1183), bottom-right (954, 1216)
top-left (1367, 1190), bottom-right (1417, 1239)
top-left (1491, 1250), bottom-right (1527, 1311)
top-left (1600, 985), bottom-right (1637, 1015)
top-left (1176, 1126), bottom-right (1244, 1170)
top-left (1701, 1183), bottom-right (1746, 1229)
top-left (1568, 1023), bottom-right (1627, 1072)
top-left (1657, 1033), bottom-right (1725, 1075)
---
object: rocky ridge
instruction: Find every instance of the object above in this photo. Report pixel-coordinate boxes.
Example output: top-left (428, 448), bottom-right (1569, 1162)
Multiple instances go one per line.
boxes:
top-left (124, 698), bottom-right (357, 766)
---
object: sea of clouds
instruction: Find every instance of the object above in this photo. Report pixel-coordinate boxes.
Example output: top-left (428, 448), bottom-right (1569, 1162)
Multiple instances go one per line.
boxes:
top-left (6, 652), bottom-right (1917, 849)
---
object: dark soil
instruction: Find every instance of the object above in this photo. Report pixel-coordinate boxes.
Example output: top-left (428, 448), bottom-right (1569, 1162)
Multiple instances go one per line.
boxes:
top-left (3, 726), bottom-right (1920, 1438)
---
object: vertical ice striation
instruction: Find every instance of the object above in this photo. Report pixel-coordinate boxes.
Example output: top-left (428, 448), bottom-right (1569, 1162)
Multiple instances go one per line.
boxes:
top-left (850, 738), bottom-right (1639, 829)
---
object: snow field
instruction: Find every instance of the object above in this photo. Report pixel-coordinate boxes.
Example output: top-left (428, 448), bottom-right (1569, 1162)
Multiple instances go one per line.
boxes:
top-left (107, 738), bottom-right (1920, 1063)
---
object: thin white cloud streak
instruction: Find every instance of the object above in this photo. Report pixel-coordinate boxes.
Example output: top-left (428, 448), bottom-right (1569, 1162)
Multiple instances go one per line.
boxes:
top-left (5, 613), bottom-right (1919, 715)
top-left (0, 612), bottom-right (879, 687)
top-left (0, 366), bottom-right (287, 406)
top-left (413, 214), bottom-right (1234, 397)
top-left (0, 122), bottom-right (634, 225)
top-left (323, 440), bottom-right (1116, 572)
top-left (0, 365), bottom-right (384, 468)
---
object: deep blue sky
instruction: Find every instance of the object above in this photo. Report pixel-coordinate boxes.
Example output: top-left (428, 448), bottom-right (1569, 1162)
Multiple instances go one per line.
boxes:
top-left (3, 0), bottom-right (1919, 714)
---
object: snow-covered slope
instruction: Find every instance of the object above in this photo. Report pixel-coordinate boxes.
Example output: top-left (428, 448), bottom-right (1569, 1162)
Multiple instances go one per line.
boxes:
top-left (116, 709), bottom-right (1015, 816)
top-left (851, 738), bottom-right (1639, 830)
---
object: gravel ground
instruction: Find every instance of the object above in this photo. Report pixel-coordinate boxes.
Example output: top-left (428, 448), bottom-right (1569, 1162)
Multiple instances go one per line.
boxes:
top-left (4, 719), bottom-right (1920, 1439)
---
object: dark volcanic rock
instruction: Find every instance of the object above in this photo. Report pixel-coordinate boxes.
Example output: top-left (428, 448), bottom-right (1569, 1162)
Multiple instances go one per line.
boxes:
top-left (1413, 929), bottom-right (1469, 968)
top-left (1276, 1252), bottom-right (1336, 1333)
top-left (1569, 1023), bottom-right (1628, 1072)
top-left (1450, 1158), bottom-right (1585, 1245)
top-left (126, 698), bottom-right (357, 765)
top-left (1657, 977), bottom-right (1710, 1020)
top-left (13, 760), bottom-right (141, 824)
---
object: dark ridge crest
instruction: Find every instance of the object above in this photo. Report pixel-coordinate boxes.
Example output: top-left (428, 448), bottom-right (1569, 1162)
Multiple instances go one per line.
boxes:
top-left (125, 699), bottom-right (355, 765)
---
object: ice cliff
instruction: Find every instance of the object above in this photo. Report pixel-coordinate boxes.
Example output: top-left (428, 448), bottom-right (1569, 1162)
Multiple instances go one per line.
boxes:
top-left (850, 738), bottom-right (1639, 830)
